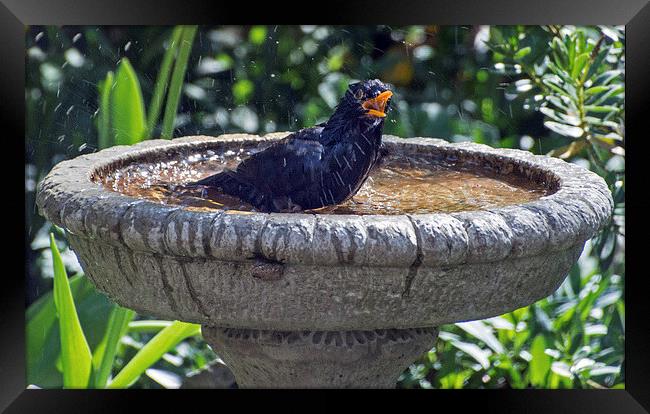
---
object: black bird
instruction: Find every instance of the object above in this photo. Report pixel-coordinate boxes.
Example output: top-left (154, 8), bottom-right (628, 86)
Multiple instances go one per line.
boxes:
top-left (192, 79), bottom-right (393, 212)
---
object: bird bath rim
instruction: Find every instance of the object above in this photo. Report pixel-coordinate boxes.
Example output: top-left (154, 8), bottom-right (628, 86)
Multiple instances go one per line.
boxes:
top-left (37, 133), bottom-right (613, 270)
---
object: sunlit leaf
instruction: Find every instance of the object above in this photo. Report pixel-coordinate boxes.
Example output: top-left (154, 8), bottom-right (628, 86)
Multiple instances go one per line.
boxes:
top-left (529, 335), bottom-right (551, 387)
top-left (50, 234), bottom-right (93, 388)
top-left (27, 273), bottom-right (110, 388)
top-left (456, 321), bottom-right (505, 354)
top-left (92, 306), bottom-right (136, 388)
top-left (584, 105), bottom-right (619, 114)
top-left (147, 26), bottom-right (183, 138)
top-left (514, 46), bottom-right (532, 60)
top-left (107, 321), bottom-right (200, 388)
top-left (111, 58), bottom-right (147, 145)
top-left (571, 53), bottom-right (590, 79)
top-left (544, 121), bottom-right (584, 138)
top-left (97, 71), bottom-right (114, 149)
top-left (161, 25), bottom-right (198, 139)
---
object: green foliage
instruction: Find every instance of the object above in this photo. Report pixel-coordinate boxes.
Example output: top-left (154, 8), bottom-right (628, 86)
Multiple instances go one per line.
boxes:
top-left (110, 58), bottom-right (147, 145)
top-left (398, 240), bottom-right (624, 389)
top-left (97, 71), bottom-right (113, 149)
top-left (161, 25), bottom-right (198, 138)
top-left (147, 26), bottom-right (183, 138)
top-left (107, 321), bottom-right (201, 388)
top-left (91, 306), bottom-right (135, 388)
top-left (49, 233), bottom-right (93, 388)
top-left (26, 235), bottom-right (202, 389)
top-left (486, 26), bottom-right (625, 167)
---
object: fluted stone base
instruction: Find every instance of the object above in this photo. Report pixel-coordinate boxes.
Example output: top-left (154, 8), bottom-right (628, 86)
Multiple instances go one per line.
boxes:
top-left (202, 326), bottom-right (438, 388)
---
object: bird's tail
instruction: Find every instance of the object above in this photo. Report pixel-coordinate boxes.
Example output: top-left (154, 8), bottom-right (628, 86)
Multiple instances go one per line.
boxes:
top-left (189, 170), bottom-right (268, 209)
top-left (191, 170), bottom-right (248, 193)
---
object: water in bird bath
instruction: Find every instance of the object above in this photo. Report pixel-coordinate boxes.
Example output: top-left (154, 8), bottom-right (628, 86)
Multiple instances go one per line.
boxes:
top-left (96, 145), bottom-right (552, 215)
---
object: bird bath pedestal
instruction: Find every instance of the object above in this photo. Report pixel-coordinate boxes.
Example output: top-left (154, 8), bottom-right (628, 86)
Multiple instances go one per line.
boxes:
top-left (36, 134), bottom-right (612, 388)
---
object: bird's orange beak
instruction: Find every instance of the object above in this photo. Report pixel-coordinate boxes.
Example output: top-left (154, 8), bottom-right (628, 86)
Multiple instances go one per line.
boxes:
top-left (362, 90), bottom-right (393, 118)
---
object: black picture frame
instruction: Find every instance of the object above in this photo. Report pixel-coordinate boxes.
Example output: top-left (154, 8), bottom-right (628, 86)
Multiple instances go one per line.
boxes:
top-left (5, 0), bottom-right (649, 411)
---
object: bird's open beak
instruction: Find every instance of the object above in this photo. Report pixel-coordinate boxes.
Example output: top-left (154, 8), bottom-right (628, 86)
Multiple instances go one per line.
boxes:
top-left (362, 90), bottom-right (393, 118)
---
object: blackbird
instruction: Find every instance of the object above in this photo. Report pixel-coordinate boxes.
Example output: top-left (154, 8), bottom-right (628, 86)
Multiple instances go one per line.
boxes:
top-left (191, 79), bottom-right (393, 212)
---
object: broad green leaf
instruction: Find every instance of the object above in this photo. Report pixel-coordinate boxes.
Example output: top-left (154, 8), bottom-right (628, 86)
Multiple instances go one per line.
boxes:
top-left (161, 25), bottom-right (198, 139)
top-left (27, 273), bottom-right (113, 388)
top-left (97, 71), bottom-right (114, 149)
top-left (529, 335), bottom-right (551, 387)
top-left (111, 58), bottom-right (147, 145)
top-left (92, 306), bottom-right (136, 388)
top-left (146, 26), bottom-right (183, 138)
top-left (107, 321), bottom-right (200, 388)
top-left (50, 234), bottom-right (93, 388)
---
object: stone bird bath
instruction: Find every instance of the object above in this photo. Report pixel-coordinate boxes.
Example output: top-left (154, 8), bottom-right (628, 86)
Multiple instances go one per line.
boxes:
top-left (36, 134), bottom-right (613, 388)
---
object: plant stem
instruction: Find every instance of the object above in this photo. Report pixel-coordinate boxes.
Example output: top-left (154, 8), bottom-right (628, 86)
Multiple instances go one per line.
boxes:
top-left (160, 25), bottom-right (198, 139)
top-left (146, 26), bottom-right (183, 138)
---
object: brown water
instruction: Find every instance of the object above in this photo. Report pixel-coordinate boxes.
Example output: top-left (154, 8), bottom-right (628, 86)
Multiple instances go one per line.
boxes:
top-left (97, 148), bottom-right (551, 215)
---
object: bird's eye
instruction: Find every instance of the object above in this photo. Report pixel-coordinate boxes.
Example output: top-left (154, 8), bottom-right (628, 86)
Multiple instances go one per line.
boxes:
top-left (354, 89), bottom-right (365, 100)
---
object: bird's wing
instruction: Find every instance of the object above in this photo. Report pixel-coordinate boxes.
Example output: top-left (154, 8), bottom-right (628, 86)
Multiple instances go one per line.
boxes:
top-left (235, 128), bottom-right (326, 196)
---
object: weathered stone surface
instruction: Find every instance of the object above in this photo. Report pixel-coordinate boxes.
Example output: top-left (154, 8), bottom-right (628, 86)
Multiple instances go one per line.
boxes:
top-left (202, 326), bottom-right (438, 388)
top-left (36, 133), bottom-right (613, 330)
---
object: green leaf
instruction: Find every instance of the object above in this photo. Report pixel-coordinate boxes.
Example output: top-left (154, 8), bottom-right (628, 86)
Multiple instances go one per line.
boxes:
top-left (146, 26), bottom-right (183, 138)
top-left (584, 105), bottom-right (619, 114)
top-left (97, 71), bottom-right (114, 149)
top-left (111, 58), bottom-right (147, 145)
top-left (571, 53), bottom-right (589, 80)
top-left (591, 85), bottom-right (624, 106)
top-left (128, 320), bottom-right (174, 334)
top-left (27, 273), bottom-right (114, 388)
top-left (92, 306), bottom-right (136, 388)
top-left (544, 121), bottom-right (584, 138)
top-left (529, 335), bottom-right (551, 387)
top-left (50, 234), bottom-right (93, 388)
top-left (592, 70), bottom-right (622, 87)
top-left (513, 46), bottom-right (531, 60)
top-left (107, 321), bottom-right (200, 388)
top-left (585, 85), bottom-right (610, 96)
top-left (456, 321), bottom-right (504, 354)
top-left (161, 25), bottom-right (198, 139)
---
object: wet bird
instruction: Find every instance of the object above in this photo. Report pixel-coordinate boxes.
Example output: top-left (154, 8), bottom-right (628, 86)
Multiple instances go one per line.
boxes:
top-left (191, 79), bottom-right (393, 212)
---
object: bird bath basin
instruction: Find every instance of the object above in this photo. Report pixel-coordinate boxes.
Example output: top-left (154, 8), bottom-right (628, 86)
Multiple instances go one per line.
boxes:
top-left (36, 133), bottom-right (613, 388)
